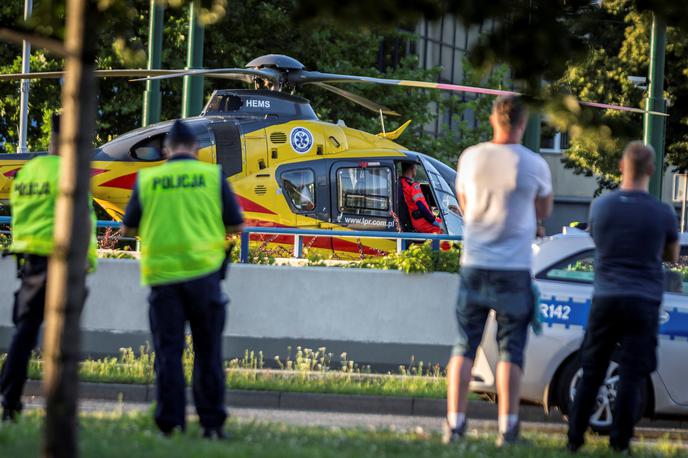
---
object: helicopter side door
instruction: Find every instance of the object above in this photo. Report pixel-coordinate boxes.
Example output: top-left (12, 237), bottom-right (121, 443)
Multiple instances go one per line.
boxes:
top-left (277, 160), bottom-right (333, 253)
top-left (330, 160), bottom-right (396, 232)
top-left (209, 121), bottom-right (243, 178)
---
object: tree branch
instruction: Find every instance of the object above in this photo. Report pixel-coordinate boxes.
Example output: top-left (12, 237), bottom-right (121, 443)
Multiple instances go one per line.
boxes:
top-left (0, 26), bottom-right (66, 57)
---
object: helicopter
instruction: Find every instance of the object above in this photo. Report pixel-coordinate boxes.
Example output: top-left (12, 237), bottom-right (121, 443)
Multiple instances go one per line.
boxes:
top-left (0, 54), bottom-right (662, 258)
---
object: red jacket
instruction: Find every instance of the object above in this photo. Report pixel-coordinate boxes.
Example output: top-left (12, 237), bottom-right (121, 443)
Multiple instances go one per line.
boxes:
top-left (400, 177), bottom-right (442, 234)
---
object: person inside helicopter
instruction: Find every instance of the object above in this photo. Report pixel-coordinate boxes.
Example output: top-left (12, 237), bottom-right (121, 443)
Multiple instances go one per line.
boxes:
top-left (398, 162), bottom-right (442, 234)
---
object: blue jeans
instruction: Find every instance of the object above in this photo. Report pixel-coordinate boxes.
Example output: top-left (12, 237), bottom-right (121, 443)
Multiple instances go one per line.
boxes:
top-left (453, 267), bottom-right (533, 369)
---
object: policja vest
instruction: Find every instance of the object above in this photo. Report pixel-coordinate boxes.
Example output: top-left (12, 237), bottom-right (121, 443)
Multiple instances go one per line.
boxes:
top-left (10, 155), bottom-right (98, 269)
top-left (137, 159), bottom-right (226, 286)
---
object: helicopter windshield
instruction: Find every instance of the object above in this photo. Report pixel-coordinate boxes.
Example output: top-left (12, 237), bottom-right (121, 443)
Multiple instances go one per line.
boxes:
top-left (419, 156), bottom-right (463, 236)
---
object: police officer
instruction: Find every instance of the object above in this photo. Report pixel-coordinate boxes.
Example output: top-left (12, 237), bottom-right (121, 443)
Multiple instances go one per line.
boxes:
top-left (0, 114), bottom-right (97, 421)
top-left (399, 162), bottom-right (442, 234)
top-left (122, 120), bottom-right (244, 439)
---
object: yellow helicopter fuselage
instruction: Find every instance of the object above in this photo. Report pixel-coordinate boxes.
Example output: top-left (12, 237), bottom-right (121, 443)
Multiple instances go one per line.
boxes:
top-left (0, 89), bottom-right (462, 258)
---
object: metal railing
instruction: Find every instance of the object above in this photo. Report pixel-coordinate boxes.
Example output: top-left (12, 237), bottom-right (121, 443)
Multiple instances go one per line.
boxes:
top-left (0, 217), bottom-right (463, 263)
top-left (0, 216), bottom-right (134, 245)
top-left (238, 227), bottom-right (462, 263)
top-left (0, 215), bottom-right (123, 229)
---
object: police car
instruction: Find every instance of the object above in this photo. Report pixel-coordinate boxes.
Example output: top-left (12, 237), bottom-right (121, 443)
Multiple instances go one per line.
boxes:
top-left (470, 229), bottom-right (688, 432)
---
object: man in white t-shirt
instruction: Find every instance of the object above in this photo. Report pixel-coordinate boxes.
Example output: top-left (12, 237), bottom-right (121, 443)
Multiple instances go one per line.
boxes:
top-left (443, 95), bottom-right (553, 446)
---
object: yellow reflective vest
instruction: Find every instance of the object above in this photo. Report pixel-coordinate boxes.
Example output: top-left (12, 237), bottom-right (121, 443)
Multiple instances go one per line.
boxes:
top-left (10, 155), bottom-right (97, 269)
top-left (137, 160), bottom-right (226, 286)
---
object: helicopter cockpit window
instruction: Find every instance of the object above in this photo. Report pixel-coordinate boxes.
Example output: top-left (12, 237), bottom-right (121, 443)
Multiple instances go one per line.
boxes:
top-left (282, 170), bottom-right (316, 212)
top-left (130, 134), bottom-right (165, 162)
top-left (337, 167), bottom-right (391, 217)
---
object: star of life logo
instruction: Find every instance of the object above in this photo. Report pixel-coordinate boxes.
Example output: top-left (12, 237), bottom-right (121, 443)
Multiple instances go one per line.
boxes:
top-left (290, 127), bottom-right (313, 154)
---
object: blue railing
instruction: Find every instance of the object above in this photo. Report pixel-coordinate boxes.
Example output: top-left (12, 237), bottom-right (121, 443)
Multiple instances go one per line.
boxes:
top-left (0, 216), bottom-right (122, 229)
top-left (0, 217), bottom-right (463, 263)
top-left (238, 227), bottom-right (462, 263)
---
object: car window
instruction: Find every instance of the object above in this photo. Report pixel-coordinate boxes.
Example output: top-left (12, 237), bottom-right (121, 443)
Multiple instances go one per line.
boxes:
top-left (541, 251), bottom-right (595, 283)
top-left (282, 169), bottom-right (316, 212)
top-left (337, 167), bottom-right (391, 217)
top-left (540, 247), bottom-right (688, 293)
top-left (663, 248), bottom-right (688, 294)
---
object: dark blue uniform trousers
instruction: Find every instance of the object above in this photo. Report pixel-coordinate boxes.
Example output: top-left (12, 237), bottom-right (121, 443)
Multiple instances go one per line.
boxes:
top-left (1, 255), bottom-right (48, 413)
top-left (568, 296), bottom-right (660, 451)
top-left (148, 269), bottom-right (228, 432)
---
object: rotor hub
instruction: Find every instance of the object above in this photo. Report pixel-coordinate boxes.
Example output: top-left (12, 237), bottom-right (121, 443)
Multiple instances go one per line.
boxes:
top-left (246, 54), bottom-right (306, 71)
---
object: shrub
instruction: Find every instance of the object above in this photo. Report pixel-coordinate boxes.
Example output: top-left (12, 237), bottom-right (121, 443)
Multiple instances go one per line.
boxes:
top-left (348, 241), bottom-right (461, 274)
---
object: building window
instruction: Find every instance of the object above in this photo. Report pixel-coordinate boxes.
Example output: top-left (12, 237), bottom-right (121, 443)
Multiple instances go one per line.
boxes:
top-left (414, 16), bottom-right (496, 137)
top-left (541, 124), bottom-right (571, 154)
top-left (337, 167), bottom-right (392, 217)
top-left (282, 169), bottom-right (316, 212)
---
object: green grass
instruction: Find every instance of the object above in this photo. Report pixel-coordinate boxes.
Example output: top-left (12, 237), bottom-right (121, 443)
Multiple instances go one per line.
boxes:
top-left (2, 344), bottom-right (459, 400)
top-left (0, 411), bottom-right (683, 457)
top-left (224, 369), bottom-right (448, 398)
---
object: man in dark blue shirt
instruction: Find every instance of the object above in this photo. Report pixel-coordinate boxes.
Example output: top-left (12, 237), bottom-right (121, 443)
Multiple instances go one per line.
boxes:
top-left (567, 141), bottom-right (679, 454)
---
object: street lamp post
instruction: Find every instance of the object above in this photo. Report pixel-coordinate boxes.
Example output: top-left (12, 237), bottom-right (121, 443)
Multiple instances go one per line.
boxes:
top-left (643, 13), bottom-right (667, 199)
top-left (523, 114), bottom-right (541, 154)
top-left (142, 0), bottom-right (164, 127)
top-left (181, 2), bottom-right (204, 118)
top-left (17, 0), bottom-right (32, 153)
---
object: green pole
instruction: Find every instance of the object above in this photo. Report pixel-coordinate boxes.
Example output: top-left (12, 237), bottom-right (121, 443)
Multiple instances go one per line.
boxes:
top-left (523, 114), bottom-right (541, 153)
top-left (142, 0), bottom-right (164, 127)
top-left (643, 13), bottom-right (667, 199)
top-left (181, 1), bottom-right (204, 118)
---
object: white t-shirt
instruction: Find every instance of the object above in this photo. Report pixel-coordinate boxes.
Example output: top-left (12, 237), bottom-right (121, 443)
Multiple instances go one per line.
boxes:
top-left (457, 142), bottom-right (552, 270)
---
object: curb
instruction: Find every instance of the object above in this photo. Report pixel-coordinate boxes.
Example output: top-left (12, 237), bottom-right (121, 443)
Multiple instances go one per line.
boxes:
top-left (23, 380), bottom-right (688, 439)
top-left (22, 380), bottom-right (519, 419)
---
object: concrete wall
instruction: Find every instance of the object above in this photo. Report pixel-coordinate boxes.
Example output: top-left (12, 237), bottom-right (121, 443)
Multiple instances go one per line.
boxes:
top-left (0, 258), bottom-right (459, 368)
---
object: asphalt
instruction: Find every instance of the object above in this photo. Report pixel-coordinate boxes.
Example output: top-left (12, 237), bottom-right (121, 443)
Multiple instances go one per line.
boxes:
top-left (21, 396), bottom-right (560, 434)
top-left (20, 380), bottom-right (688, 442)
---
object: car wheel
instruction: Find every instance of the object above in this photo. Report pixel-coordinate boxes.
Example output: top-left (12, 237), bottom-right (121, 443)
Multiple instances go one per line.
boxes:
top-left (556, 359), bottom-right (646, 435)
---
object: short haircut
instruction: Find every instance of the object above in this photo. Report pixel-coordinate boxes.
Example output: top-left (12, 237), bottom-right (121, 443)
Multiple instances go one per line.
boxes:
top-left (622, 141), bottom-right (655, 181)
top-left (401, 162), bottom-right (416, 174)
top-left (164, 120), bottom-right (197, 150)
top-left (51, 113), bottom-right (61, 136)
top-left (492, 95), bottom-right (527, 130)
top-left (48, 113), bottom-right (61, 155)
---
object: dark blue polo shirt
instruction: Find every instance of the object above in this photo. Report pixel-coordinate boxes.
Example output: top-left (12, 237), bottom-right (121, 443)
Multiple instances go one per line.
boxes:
top-left (122, 154), bottom-right (244, 229)
top-left (589, 190), bottom-right (679, 301)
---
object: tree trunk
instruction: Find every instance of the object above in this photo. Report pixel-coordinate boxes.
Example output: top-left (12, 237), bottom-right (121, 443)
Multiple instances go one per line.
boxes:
top-left (42, 1), bottom-right (98, 456)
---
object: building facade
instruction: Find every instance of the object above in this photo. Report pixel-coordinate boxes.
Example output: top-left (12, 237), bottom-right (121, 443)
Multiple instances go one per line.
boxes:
top-left (412, 16), bottom-right (676, 234)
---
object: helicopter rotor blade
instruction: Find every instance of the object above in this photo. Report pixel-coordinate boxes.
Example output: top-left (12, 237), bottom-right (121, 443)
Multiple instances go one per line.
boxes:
top-left (129, 67), bottom-right (280, 85)
top-left (311, 82), bottom-right (400, 116)
top-left (575, 100), bottom-right (667, 116)
top-left (292, 71), bottom-right (516, 96)
top-left (292, 71), bottom-right (668, 117)
top-left (0, 69), bottom-right (189, 82)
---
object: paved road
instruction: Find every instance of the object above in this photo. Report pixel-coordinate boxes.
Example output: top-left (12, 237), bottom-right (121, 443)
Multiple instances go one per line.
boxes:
top-left (23, 396), bottom-right (455, 432)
